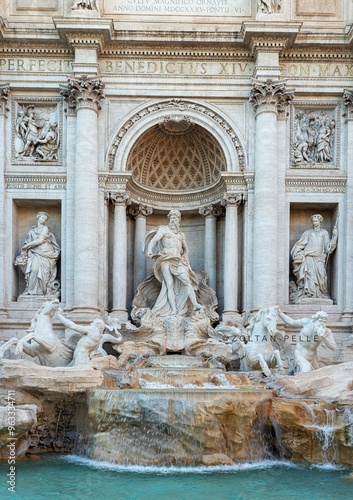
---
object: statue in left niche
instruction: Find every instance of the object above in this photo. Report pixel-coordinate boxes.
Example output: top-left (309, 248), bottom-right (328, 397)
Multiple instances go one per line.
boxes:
top-left (72, 0), bottom-right (97, 9)
top-left (14, 212), bottom-right (61, 298)
top-left (15, 105), bottom-right (59, 161)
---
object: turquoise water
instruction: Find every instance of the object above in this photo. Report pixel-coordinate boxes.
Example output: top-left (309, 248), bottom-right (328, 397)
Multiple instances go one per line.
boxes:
top-left (0, 455), bottom-right (352, 500)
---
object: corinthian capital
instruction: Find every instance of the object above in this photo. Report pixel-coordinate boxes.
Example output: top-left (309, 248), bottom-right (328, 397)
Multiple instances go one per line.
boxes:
top-left (250, 79), bottom-right (293, 116)
top-left (0, 84), bottom-right (10, 116)
top-left (199, 204), bottom-right (223, 218)
top-left (222, 193), bottom-right (246, 207)
top-left (60, 75), bottom-right (104, 113)
top-left (343, 89), bottom-right (353, 119)
top-left (109, 191), bottom-right (130, 206)
top-left (128, 204), bottom-right (153, 219)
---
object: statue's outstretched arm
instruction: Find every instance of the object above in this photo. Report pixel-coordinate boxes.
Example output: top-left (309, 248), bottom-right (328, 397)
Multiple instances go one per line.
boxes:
top-left (57, 312), bottom-right (88, 335)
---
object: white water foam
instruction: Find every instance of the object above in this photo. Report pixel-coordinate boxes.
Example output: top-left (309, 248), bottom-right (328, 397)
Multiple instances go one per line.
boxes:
top-left (62, 455), bottom-right (303, 474)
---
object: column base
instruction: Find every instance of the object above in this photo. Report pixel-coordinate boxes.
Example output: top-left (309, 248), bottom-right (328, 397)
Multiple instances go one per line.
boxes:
top-left (68, 306), bottom-right (102, 323)
top-left (340, 311), bottom-right (353, 322)
top-left (110, 309), bottom-right (129, 322)
top-left (222, 310), bottom-right (243, 324)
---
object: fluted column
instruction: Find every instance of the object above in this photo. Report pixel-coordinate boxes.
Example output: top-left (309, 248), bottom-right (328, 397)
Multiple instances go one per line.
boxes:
top-left (129, 204), bottom-right (153, 293)
top-left (250, 80), bottom-right (293, 309)
top-left (111, 192), bottom-right (130, 320)
top-left (63, 76), bottom-right (104, 312)
top-left (199, 204), bottom-right (222, 291)
top-left (0, 84), bottom-right (9, 315)
top-left (222, 193), bottom-right (244, 322)
top-left (342, 90), bottom-right (353, 320)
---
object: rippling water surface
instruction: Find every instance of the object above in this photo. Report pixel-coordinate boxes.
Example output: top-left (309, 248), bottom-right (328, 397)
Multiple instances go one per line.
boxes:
top-left (0, 455), bottom-right (352, 499)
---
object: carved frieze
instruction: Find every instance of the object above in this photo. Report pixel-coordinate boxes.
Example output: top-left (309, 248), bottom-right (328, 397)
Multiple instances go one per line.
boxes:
top-left (12, 98), bottom-right (62, 165)
top-left (290, 102), bottom-right (340, 169)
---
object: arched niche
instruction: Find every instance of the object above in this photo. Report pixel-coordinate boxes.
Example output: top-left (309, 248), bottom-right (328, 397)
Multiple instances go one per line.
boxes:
top-left (106, 98), bottom-right (246, 175)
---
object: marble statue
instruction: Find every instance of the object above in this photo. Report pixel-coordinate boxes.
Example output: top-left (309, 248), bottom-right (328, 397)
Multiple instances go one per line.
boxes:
top-left (14, 212), bottom-right (61, 298)
top-left (72, 0), bottom-right (96, 9)
top-left (215, 307), bottom-right (284, 376)
top-left (0, 300), bottom-right (73, 367)
top-left (258, 0), bottom-right (281, 14)
top-left (279, 309), bottom-right (337, 373)
top-left (57, 310), bottom-right (122, 366)
top-left (144, 210), bottom-right (202, 317)
top-left (291, 214), bottom-right (337, 302)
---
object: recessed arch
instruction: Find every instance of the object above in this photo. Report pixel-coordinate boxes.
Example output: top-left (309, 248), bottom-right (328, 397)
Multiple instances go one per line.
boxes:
top-left (106, 98), bottom-right (246, 174)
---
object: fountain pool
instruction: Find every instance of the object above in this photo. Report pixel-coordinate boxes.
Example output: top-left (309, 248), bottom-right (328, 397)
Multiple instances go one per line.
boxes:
top-left (0, 456), bottom-right (352, 499)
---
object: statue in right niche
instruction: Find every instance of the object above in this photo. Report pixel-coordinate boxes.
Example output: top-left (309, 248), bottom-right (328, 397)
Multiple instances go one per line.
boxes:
top-left (290, 214), bottom-right (337, 303)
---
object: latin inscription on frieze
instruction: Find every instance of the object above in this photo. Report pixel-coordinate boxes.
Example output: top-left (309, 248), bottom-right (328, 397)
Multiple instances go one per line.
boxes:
top-left (1, 58), bottom-right (353, 79)
top-left (104, 0), bottom-right (251, 16)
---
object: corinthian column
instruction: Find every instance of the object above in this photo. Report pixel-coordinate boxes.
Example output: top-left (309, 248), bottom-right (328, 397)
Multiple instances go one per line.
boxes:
top-left (342, 90), bottom-right (353, 320)
top-left (250, 80), bottom-right (293, 309)
top-left (0, 84), bottom-right (9, 315)
top-left (63, 76), bottom-right (104, 312)
top-left (129, 204), bottom-right (153, 293)
top-left (222, 193), bottom-right (244, 322)
top-left (199, 204), bottom-right (222, 291)
top-left (111, 192), bottom-right (130, 320)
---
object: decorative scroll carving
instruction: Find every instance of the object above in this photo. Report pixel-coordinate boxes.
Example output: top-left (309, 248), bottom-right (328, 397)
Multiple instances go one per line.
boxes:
top-left (0, 84), bottom-right (10, 116)
top-left (108, 99), bottom-right (245, 171)
top-left (250, 80), bottom-right (292, 116)
top-left (258, 0), bottom-right (282, 14)
top-left (159, 116), bottom-right (193, 135)
top-left (12, 100), bottom-right (61, 164)
top-left (61, 76), bottom-right (104, 112)
top-left (291, 107), bottom-right (338, 168)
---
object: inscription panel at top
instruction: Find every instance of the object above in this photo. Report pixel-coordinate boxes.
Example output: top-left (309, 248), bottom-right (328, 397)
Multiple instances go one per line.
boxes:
top-left (104, 0), bottom-right (251, 17)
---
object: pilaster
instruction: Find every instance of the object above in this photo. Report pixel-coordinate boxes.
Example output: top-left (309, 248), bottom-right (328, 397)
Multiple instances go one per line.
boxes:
top-left (0, 84), bottom-right (10, 316)
top-left (342, 90), bottom-right (353, 320)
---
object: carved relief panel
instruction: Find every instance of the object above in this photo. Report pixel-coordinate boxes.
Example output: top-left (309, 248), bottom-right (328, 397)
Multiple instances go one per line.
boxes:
top-left (290, 103), bottom-right (340, 169)
top-left (12, 98), bottom-right (62, 166)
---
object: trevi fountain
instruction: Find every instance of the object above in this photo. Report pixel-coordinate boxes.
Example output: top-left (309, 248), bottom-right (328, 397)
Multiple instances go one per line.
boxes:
top-left (1, 0), bottom-right (353, 498)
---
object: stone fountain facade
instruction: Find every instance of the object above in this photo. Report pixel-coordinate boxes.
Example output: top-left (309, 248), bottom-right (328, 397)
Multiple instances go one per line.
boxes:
top-left (1, 0), bottom-right (353, 467)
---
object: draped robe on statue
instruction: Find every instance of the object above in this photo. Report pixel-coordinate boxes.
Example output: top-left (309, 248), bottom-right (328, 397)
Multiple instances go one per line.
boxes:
top-left (22, 225), bottom-right (60, 295)
top-left (291, 227), bottom-right (336, 299)
top-left (143, 227), bottom-right (199, 317)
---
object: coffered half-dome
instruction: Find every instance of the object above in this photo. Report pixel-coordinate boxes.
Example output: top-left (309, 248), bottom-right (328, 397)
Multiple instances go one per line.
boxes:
top-left (126, 118), bottom-right (226, 192)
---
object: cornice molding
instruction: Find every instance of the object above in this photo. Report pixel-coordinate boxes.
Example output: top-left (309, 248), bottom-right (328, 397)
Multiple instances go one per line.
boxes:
top-left (285, 175), bottom-right (346, 193)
